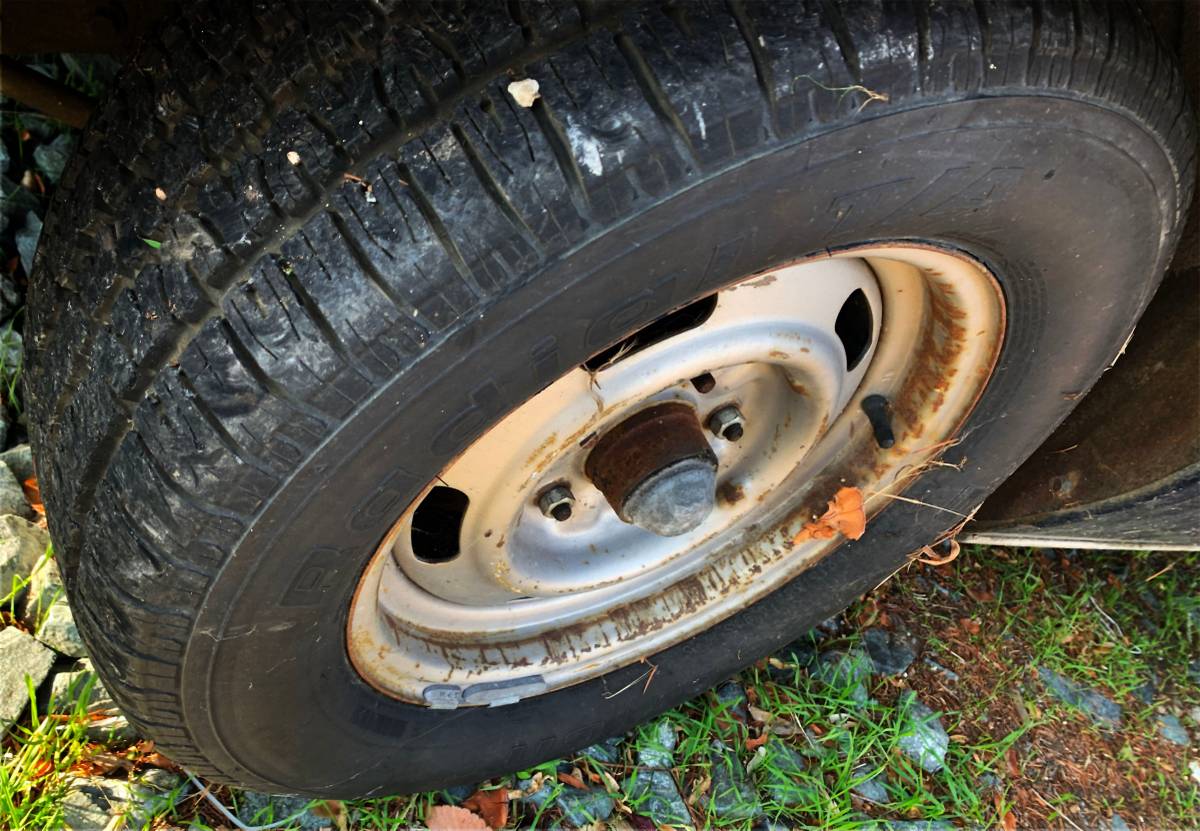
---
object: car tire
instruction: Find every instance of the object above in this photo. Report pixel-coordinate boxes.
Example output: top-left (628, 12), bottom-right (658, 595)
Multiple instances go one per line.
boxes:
top-left (26, 0), bottom-right (1193, 795)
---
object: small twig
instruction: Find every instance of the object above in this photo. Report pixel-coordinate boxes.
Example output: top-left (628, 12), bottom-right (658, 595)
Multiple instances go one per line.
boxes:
top-left (865, 491), bottom-right (969, 518)
top-left (796, 73), bottom-right (890, 113)
top-left (1145, 562), bottom-right (1174, 582)
top-left (1031, 788), bottom-right (1085, 831)
top-left (915, 538), bottom-right (961, 566)
top-left (601, 665), bottom-right (655, 700)
top-left (185, 773), bottom-right (314, 831)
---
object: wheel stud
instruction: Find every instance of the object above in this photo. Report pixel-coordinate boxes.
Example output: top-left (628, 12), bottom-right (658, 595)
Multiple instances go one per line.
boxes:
top-left (708, 405), bottom-right (745, 442)
top-left (537, 484), bottom-right (575, 521)
top-left (860, 394), bottom-right (895, 449)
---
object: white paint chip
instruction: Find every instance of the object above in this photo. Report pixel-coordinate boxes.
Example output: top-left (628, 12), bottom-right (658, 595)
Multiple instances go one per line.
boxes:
top-left (286, 150), bottom-right (301, 165)
top-left (507, 78), bottom-right (541, 108)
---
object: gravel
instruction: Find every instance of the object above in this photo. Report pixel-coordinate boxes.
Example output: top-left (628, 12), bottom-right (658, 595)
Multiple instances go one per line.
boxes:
top-left (36, 599), bottom-right (87, 657)
top-left (0, 514), bottom-right (49, 601)
top-left (1156, 714), bottom-right (1190, 746)
top-left (21, 555), bottom-right (63, 627)
top-left (862, 627), bottom-right (917, 676)
top-left (0, 626), bottom-right (55, 738)
top-left (0, 443), bottom-right (34, 482)
top-left (636, 718), bottom-right (677, 769)
top-left (555, 785), bottom-right (615, 826)
top-left (896, 691), bottom-right (949, 773)
top-left (705, 739), bottom-right (760, 821)
top-left (1037, 667), bottom-right (1122, 727)
top-left (814, 648), bottom-right (873, 705)
top-left (0, 460), bottom-right (33, 519)
top-left (625, 769), bottom-right (690, 826)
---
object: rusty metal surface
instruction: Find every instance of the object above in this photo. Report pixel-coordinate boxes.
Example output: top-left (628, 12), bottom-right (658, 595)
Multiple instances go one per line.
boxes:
top-left (585, 401), bottom-right (716, 520)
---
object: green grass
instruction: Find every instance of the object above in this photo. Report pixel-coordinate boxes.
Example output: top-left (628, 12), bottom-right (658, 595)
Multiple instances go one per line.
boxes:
top-left (2, 546), bottom-right (1195, 830)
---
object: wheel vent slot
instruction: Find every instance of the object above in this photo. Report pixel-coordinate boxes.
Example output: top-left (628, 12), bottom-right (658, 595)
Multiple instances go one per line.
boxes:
top-left (411, 486), bottom-right (469, 563)
top-left (835, 288), bottom-right (873, 371)
top-left (584, 294), bottom-right (718, 372)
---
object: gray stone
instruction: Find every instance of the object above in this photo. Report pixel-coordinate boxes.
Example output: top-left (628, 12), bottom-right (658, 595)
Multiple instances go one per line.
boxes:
top-left (1037, 667), bottom-right (1122, 727)
top-left (714, 680), bottom-right (750, 726)
top-left (851, 766), bottom-right (889, 804)
top-left (896, 692), bottom-right (949, 773)
top-left (126, 769), bottom-right (187, 826)
top-left (625, 769), bottom-right (690, 826)
top-left (704, 740), bottom-right (760, 821)
top-left (50, 663), bottom-right (113, 714)
top-left (15, 212), bottom-right (41, 279)
top-left (0, 444), bottom-right (34, 483)
top-left (37, 600), bottom-right (87, 657)
top-left (33, 133), bottom-right (74, 184)
top-left (877, 822), bottom-right (956, 831)
top-left (814, 649), bottom-right (873, 705)
top-left (862, 628), bottom-right (916, 676)
top-left (0, 461), bottom-right (33, 519)
top-left (0, 514), bottom-right (49, 602)
top-left (1157, 714), bottom-right (1190, 747)
top-left (22, 555), bottom-right (63, 627)
top-left (1110, 814), bottom-right (1131, 831)
top-left (922, 657), bottom-right (960, 683)
top-left (86, 712), bottom-right (136, 743)
top-left (236, 791), bottom-right (326, 831)
top-left (62, 776), bottom-right (132, 830)
top-left (556, 786), bottom-right (615, 826)
top-left (579, 735), bottom-right (622, 764)
top-left (516, 776), bottom-right (557, 811)
top-left (0, 176), bottom-right (38, 219)
top-left (755, 739), bottom-right (818, 808)
top-left (636, 718), bottom-right (677, 769)
top-left (0, 626), bottom-right (55, 737)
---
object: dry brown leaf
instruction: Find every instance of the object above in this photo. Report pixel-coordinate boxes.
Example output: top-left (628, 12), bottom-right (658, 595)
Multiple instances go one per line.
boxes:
top-left (461, 789), bottom-right (509, 830)
top-left (557, 771), bottom-right (587, 790)
top-left (312, 800), bottom-right (348, 831)
top-left (745, 733), bottom-right (769, 751)
top-left (426, 804), bottom-right (489, 831)
top-left (22, 477), bottom-right (45, 518)
top-left (792, 486), bottom-right (866, 544)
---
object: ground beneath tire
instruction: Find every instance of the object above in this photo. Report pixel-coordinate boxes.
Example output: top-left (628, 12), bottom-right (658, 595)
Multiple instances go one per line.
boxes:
top-left (4, 543), bottom-right (1195, 830)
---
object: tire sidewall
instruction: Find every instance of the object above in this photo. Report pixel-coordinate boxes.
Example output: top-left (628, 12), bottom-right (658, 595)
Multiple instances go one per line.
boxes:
top-left (181, 97), bottom-right (1177, 794)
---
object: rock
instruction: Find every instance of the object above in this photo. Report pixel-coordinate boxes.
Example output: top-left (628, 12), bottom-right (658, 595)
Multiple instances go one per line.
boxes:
top-left (713, 680), bottom-right (750, 732)
top-left (0, 514), bottom-right (49, 602)
top-left (438, 783), bottom-right (476, 805)
top-left (1132, 678), bottom-right (1156, 706)
top-left (15, 211), bottom-right (41, 279)
top-left (36, 600), bottom-right (87, 657)
top-left (704, 740), bottom-right (760, 821)
top-left (1037, 667), bottom-right (1122, 727)
top-left (515, 776), bottom-right (556, 811)
top-left (0, 444), bottom-right (34, 483)
top-left (0, 274), bottom-right (19, 323)
top-left (767, 638), bottom-right (819, 682)
top-left (50, 661), bottom-right (116, 716)
top-left (625, 770), bottom-right (690, 826)
top-left (1156, 714), bottom-right (1190, 746)
top-left (579, 735), bottom-right (623, 764)
top-left (22, 555), bottom-right (63, 627)
top-left (556, 786), bottom-right (615, 826)
top-left (851, 766), bottom-right (889, 804)
top-left (896, 692), bottom-right (949, 773)
top-left (124, 769), bottom-right (187, 827)
top-left (86, 712), bottom-right (136, 743)
top-left (33, 133), bottom-right (74, 184)
top-left (814, 649), bottom-right (873, 705)
top-left (1110, 814), bottom-right (1131, 831)
top-left (877, 822), bottom-right (956, 831)
top-left (921, 657), bottom-right (960, 683)
top-left (636, 718), bottom-right (677, 769)
top-left (755, 739), bottom-right (818, 808)
top-left (0, 626), bottom-right (55, 737)
top-left (862, 628), bottom-right (916, 676)
top-left (61, 776), bottom-right (132, 830)
top-left (236, 791), bottom-right (327, 831)
top-left (0, 461), bottom-right (33, 519)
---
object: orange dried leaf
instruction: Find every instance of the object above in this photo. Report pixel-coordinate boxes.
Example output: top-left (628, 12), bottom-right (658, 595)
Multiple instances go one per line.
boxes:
top-left (557, 772), bottom-right (587, 790)
top-left (792, 487), bottom-right (866, 544)
top-left (426, 805), bottom-right (489, 831)
top-left (22, 477), bottom-right (45, 517)
top-left (29, 759), bottom-right (53, 779)
top-left (462, 789), bottom-right (509, 830)
top-left (745, 733), bottom-right (769, 751)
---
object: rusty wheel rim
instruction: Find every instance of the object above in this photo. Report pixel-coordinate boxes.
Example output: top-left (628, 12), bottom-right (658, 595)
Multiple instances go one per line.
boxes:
top-left (348, 243), bottom-right (1005, 707)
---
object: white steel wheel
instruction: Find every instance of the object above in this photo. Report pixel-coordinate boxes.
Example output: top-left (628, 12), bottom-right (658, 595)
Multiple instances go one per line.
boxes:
top-left (348, 244), bottom-right (1004, 708)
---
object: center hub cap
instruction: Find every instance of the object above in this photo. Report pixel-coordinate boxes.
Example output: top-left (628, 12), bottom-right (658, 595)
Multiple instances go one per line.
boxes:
top-left (585, 402), bottom-right (719, 537)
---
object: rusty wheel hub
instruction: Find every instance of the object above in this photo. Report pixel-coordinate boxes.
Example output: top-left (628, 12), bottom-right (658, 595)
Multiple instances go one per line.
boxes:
top-left (348, 244), bottom-right (1005, 708)
top-left (585, 402), bottom-right (719, 537)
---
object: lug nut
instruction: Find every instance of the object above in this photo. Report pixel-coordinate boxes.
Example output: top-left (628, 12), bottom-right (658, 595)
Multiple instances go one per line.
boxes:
top-left (708, 405), bottom-right (745, 442)
top-left (537, 484), bottom-right (575, 521)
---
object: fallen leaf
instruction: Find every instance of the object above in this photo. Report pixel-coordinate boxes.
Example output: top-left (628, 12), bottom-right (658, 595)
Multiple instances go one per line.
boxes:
top-left (312, 800), bottom-right (348, 831)
top-left (462, 788), bottom-right (509, 830)
top-left (745, 733), bottom-right (769, 751)
top-left (29, 759), bottom-right (53, 779)
top-left (557, 771), bottom-right (587, 790)
top-left (792, 486), bottom-right (866, 543)
top-left (748, 705), bottom-right (775, 724)
top-left (426, 805), bottom-right (489, 831)
top-left (22, 478), bottom-right (44, 518)
top-left (507, 78), bottom-right (540, 107)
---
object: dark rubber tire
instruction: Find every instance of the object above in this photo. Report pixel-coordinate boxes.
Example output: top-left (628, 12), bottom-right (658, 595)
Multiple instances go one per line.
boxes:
top-left (26, 0), bottom-right (1193, 796)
